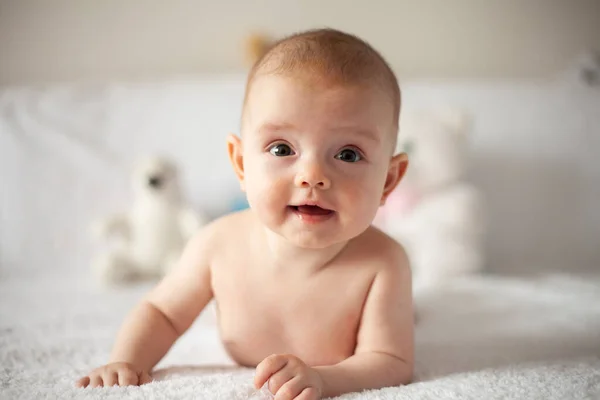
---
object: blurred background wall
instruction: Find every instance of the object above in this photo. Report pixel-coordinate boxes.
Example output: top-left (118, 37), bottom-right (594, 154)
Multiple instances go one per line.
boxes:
top-left (1, 1), bottom-right (599, 279)
top-left (1, 0), bottom-right (599, 84)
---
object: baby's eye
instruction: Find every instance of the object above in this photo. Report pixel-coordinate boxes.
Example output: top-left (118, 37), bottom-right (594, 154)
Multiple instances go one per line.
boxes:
top-left (335, 148), bottom-right (362, 163)
top-left (402, 140), bottom-right (415, 155)
top-left (268, 143), bottom-right (295, 157)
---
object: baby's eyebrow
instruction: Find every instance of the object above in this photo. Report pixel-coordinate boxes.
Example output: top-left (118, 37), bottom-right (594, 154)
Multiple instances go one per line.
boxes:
top-left (331, 126), bottom-right (381, 143)
top-left (257, 122), bottom-right (296, 135)
top-left (257, 122), bottom-right (381, 143)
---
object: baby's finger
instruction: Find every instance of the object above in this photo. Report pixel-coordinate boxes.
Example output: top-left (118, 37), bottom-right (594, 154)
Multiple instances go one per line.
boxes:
top-left (75, 376), bottom-right (90, 388)
top-left (254, 354), bottom-right (289, 389)
top-left (274, 376), bottom-right (303, 400)
top-left (89, 375), bottom-right (103, 388)
top-left (267, 366), bottom-right (295, 395)
top-left (139, 370), bottom-right (153, 385)
top-left (118, 369), bottom-right (139, 386)
top-left (295, 387), bottom-right (320, 400)
top-left (102, 371), bottom-right (118, 387)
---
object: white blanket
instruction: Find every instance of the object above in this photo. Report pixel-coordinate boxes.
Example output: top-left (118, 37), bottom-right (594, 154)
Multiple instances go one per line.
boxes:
top-left (1, 272), bottom-right (599, 399)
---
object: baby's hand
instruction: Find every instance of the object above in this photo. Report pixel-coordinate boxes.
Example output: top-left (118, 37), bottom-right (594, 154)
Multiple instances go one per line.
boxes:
top-left (76, 362), bottom-right (152, 388)
top-left (254, 354), bottom-right (323, 400)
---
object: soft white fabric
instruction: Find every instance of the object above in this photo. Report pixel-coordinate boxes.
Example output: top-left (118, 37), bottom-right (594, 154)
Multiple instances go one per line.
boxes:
top-left (377, 110), bottom-right (486, 291)
top-left (91, 156), bottom-right (206, 285)
top-left (2, 271), bottom-right (599, 399)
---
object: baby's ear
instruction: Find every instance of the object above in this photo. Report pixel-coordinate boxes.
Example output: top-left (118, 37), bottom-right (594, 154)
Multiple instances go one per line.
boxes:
top-left (227, 134), bottom-right (245, 191)
top-left (380, 153), bottom-right (408, 205)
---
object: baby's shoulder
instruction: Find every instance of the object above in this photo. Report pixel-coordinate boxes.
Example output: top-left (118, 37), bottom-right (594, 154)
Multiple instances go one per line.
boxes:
top-left (352, 226), bottom-right (410, 272)
top-left (190, 209), bottom-right (255, 254)
top-left (199, 208), bottom-right (253, 238)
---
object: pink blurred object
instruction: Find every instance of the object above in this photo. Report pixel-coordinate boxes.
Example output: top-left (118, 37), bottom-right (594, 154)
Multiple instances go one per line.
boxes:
top-left (387, 186), bottom-right (422, 215)
top-left (376, 109), bottom-right (486, 293)
top-left (374, 185), bottom-right (421, 228)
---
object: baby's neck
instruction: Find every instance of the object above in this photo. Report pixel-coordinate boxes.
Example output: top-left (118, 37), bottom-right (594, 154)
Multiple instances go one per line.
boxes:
top-left (261, 229), bottom-right (349, 276)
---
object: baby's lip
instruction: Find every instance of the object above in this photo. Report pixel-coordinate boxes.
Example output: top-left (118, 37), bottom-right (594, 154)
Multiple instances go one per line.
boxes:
top-left (289, 201), bottom-right (333, 212)
top-left (288, 204), bottom-right (335, 220)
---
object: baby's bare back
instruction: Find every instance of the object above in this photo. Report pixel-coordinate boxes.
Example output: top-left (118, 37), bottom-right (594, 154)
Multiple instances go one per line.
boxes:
top-left (210, 211), bottom-right (385, 367)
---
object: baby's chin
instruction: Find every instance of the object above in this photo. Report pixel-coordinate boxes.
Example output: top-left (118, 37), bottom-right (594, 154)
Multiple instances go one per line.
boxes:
top-left (265, 222), bottom-right (344, 249)
top-left (279, 225), bottom-right (365, 250)
top-left (253, 207), bottom-right (372, 249)
top-left (286, 234), bottom-right (343, 250)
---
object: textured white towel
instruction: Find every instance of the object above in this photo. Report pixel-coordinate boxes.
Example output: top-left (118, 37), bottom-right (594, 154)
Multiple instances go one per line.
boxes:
top-left (1, 272), bottom-right (599, 399)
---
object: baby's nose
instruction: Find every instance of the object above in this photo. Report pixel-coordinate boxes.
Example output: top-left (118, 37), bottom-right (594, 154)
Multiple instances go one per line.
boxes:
top-left (294, 162), bottom-right (331, 190)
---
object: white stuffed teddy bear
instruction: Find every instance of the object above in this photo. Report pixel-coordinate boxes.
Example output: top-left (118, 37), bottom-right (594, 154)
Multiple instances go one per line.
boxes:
top-left (92, 156), bottom-right (205, 285)
top-left (375, 110), bottom-right (486, 293)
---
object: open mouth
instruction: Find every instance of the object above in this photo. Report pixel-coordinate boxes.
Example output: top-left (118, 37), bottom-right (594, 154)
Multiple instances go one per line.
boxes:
top-left (290, 205), bottom-right (332, 215)
top-left (288, 204), bottom-right (335, 223)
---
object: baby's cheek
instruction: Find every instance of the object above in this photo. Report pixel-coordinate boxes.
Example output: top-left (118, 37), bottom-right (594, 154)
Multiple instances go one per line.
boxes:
top-left (346, 171), bottom-right (380, 198)
top-left (340, 176), bottom-right (383, 215)
top-left (246, 169), bottom-right (289, 214)
top-left (245, 159), bottom-right (276, 192)
top-left (264, 178), bottom-right (289, 209)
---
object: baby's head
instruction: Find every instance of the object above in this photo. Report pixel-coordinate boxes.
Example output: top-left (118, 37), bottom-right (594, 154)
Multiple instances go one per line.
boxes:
top-left (228, 28), bottom-right (408, 248)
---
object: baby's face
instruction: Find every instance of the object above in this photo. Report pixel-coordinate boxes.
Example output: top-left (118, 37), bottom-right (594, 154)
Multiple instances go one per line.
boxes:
top-left (239, 75), bottom-right (397, 248)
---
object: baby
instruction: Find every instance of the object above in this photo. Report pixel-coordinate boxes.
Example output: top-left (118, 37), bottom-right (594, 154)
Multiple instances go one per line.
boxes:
top-left (77, 28), bottom-right (414, 399)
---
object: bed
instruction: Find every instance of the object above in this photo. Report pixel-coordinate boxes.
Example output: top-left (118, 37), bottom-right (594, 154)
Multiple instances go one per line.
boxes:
top-left (1, 79), bottom-right (599, 399)
top-left (1, 271), bottom-right (599, 399)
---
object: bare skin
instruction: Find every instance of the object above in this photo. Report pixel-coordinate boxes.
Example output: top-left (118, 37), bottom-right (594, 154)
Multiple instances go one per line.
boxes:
top-left (77, 74), bottom-right (414, 399)
top-left (77, 212), bottom-right (413, 398)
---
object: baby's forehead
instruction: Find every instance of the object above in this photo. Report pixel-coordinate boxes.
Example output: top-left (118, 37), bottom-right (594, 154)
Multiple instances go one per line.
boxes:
top-left (245, 73), bottom-right (394, 117)
top-left (250, 70), bottom-right (391, 99)
top-left (244, 74), bottom-right (396, 138)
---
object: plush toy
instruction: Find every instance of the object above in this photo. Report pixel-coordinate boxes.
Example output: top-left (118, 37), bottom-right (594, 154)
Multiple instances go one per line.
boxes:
top-left (376, 110), bottom-right (486, 293)
top-left (91, 156), bottom-right (206, 285)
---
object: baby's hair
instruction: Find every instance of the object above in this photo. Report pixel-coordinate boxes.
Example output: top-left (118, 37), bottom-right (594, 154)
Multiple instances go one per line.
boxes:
top-left (242, 28), bottom-right (401, 144)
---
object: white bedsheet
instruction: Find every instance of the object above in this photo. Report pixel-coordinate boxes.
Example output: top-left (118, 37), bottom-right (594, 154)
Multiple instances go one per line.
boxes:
top-left (1, 271), bottom-right (599, 399)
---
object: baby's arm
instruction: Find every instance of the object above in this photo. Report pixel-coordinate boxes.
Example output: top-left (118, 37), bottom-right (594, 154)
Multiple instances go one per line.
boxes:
top-left (314, 247), bottom-right (414, 398)
top-left (76, 229), bottom-right (214, 388)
